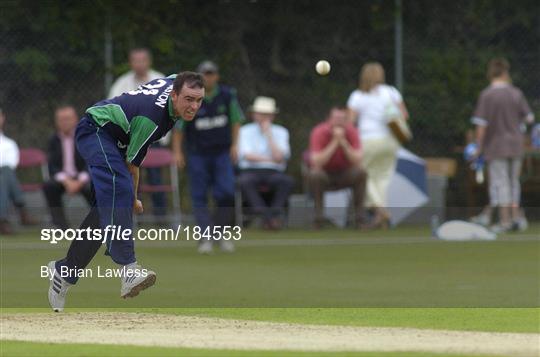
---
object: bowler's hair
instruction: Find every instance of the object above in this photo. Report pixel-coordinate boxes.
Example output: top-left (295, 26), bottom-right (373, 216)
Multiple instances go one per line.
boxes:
top-left (359, 62), bottom-right (385, 92)
top-left (173, 71), bottom-right (204, 93)
top-left (487, 57), bottom-right (510, 81)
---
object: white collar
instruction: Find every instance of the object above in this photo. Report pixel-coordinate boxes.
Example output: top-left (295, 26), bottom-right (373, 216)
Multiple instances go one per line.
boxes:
top-left (491, 82), bottom-right (510, 88)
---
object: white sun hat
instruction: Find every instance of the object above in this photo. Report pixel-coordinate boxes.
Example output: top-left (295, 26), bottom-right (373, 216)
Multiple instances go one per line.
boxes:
top-left (249, 96), bottom-right (279, 114)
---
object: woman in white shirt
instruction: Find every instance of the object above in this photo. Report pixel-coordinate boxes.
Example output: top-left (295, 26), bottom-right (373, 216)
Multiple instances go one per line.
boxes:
top-left (347, 62), bottom-right (409, 228)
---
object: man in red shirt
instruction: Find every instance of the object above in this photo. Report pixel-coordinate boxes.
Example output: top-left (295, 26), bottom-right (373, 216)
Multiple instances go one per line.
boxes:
top-left (308, 106), bottom-right (366, 228)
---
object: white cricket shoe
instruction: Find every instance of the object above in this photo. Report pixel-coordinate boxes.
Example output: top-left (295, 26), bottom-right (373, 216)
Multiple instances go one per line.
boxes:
top-left (47, 261), bottom-right (72, 312)
top-left (219, 240), bottom-right (235, 253)
top-left (120, 264), bottom-right (156, 299)
top-left (197, 240), bottom-right (213, 255)
top-left (512, 216), bottom-right (528, 232)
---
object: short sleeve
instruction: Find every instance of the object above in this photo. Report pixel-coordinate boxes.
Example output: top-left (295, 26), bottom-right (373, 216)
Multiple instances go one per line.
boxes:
top-left (237, 126), bottom-right (250, 159)
top-left (518, 91), bottom-right (533, 122)
top-left (108, 76), bottom-right (128, 99)
top-left (309, 126), bottom-right (324, 153)
top-left (126, 116), bottom-right (158, 166)
top-left (472, 92), bottom-right (488, 126)
top-left (108, 81), bottom-right (122, 99)
top-left (388, 86), bottom-right (403, 103)
top-left (13, 140), bottom-right (20, 168)
top-left (276, 127), bottom-right (291, 159)
top-left (347, 91), bottom-right (361, 111)
top-left (228, 88), bottom-right (245, 124)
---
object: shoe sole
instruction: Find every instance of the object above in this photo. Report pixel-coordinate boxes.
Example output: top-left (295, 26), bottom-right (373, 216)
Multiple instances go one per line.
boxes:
top-left (121, 273), bottom-right (156, 299)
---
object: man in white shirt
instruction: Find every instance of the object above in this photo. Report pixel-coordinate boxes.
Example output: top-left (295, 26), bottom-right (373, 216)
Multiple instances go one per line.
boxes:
top-left (108, 48), bottom-right (165, 98)
top-left (0, 108), bottom-right (36, 234)
top-left (108, 48), bottom-right (168, 221)
top-left (237, 97), bottom-right (294, 229)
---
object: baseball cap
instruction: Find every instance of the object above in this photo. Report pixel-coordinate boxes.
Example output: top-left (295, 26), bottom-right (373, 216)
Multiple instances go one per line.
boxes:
top-left (197, 60), bottom-right (218, 74)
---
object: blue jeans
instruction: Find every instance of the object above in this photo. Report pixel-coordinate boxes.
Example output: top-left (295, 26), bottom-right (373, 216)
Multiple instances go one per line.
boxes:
top-left (147, 142), bottom-right (166, 217)
top-left (0, 166), bottom-right (25, 220)
top-left (187, 150), bottom-right (235, 231)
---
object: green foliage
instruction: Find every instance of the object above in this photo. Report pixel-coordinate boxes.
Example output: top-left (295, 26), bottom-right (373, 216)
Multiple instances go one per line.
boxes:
top-left (13, 48), bottom-right (55, 84)
top-left (0, 0), bottom-right (538, 159)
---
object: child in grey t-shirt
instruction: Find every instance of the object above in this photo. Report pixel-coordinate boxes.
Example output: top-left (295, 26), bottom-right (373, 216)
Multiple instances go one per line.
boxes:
top-left (471, 58), bottom-right (534, 232)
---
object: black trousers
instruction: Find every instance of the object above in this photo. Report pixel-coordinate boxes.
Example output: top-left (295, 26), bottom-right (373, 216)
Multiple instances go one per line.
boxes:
top-left (43, 180), bottom-right (93, 229)
top-left (237, 169), bottom-right (294, 220)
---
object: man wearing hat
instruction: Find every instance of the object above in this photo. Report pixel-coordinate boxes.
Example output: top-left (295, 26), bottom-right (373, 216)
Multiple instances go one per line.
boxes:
top-left (172, 60), bottom-right (244, 254)
top-left (237, 96), bottom-right (294, 230)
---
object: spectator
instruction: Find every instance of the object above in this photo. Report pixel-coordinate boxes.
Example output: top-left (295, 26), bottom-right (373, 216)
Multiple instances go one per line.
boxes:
top-left (171, 61), bottom-right (244, 254)
top-left (0, 108), bottom-right (36, 234)
top-left (471, 57), bottom-right (534, 232)
top-left (109, 47), bottom-right (168, 221)
top-left (308, 106), bottom-right (367, 228)
top-left (43, 105), bottom-right (92, 229)
top-left (347, 62), bottom-right (409, 229)
top-left (108, 48), bottom-right (165, 98)
top-left (237, 96), bottom-right (294, 230)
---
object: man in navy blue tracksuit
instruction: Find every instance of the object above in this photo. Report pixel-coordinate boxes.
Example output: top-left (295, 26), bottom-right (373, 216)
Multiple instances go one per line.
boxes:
top-left (47, 72), bottom-right (204, 312)
top-left (172, 61), bottom-right (244, 254)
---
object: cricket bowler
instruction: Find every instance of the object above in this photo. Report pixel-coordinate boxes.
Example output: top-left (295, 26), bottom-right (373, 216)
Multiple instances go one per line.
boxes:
top-left (47, 71), bottom-right (204, 312)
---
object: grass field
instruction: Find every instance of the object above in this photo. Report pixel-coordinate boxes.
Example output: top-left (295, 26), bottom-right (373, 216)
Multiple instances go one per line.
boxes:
top-left (1, 341), bottom-right (506, 357)
top-left (1, 226), bottom-right (539, 356)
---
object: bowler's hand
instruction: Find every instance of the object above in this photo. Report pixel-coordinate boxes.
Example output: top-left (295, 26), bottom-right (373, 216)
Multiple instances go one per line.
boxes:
top-left (133, 199), bottom-right (144, 214)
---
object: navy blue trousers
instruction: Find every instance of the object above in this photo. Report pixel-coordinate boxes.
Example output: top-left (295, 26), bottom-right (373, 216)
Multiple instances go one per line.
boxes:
top-left (56, 117), bottom-right (136, 284)
top-left (187, 150), bottom-right (235, 231)
top-left (147, 142), bottom-right (166, 217)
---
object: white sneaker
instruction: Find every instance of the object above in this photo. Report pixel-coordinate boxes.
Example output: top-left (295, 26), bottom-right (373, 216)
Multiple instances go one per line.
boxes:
top-left (470, 213), bottom-right (491, 226)
top-left (197, 240), bottom-right (213, 255)
top-left (120, 264), bottom-right (156, 299)
top-left (491, 223), bottom-right (512, 234)
top-left (512, 216), bottom-right (528, 232)
top-left (47, 261), bottom-right (72, 312)
top-left (219, 240), bottom-right (235, 253)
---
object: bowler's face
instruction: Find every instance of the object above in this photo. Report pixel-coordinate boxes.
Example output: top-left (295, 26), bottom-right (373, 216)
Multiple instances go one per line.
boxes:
top-left (171, 85), bottom-right (204, 121)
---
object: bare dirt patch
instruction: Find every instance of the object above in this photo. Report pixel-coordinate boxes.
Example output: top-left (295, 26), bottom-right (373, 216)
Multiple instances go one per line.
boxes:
top-left (1, 313), bottom-right (538, 356)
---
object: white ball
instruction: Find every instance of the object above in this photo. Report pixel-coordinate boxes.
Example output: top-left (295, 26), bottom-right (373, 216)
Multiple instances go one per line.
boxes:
top-left (315, 60), bottom-right (331, 75)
